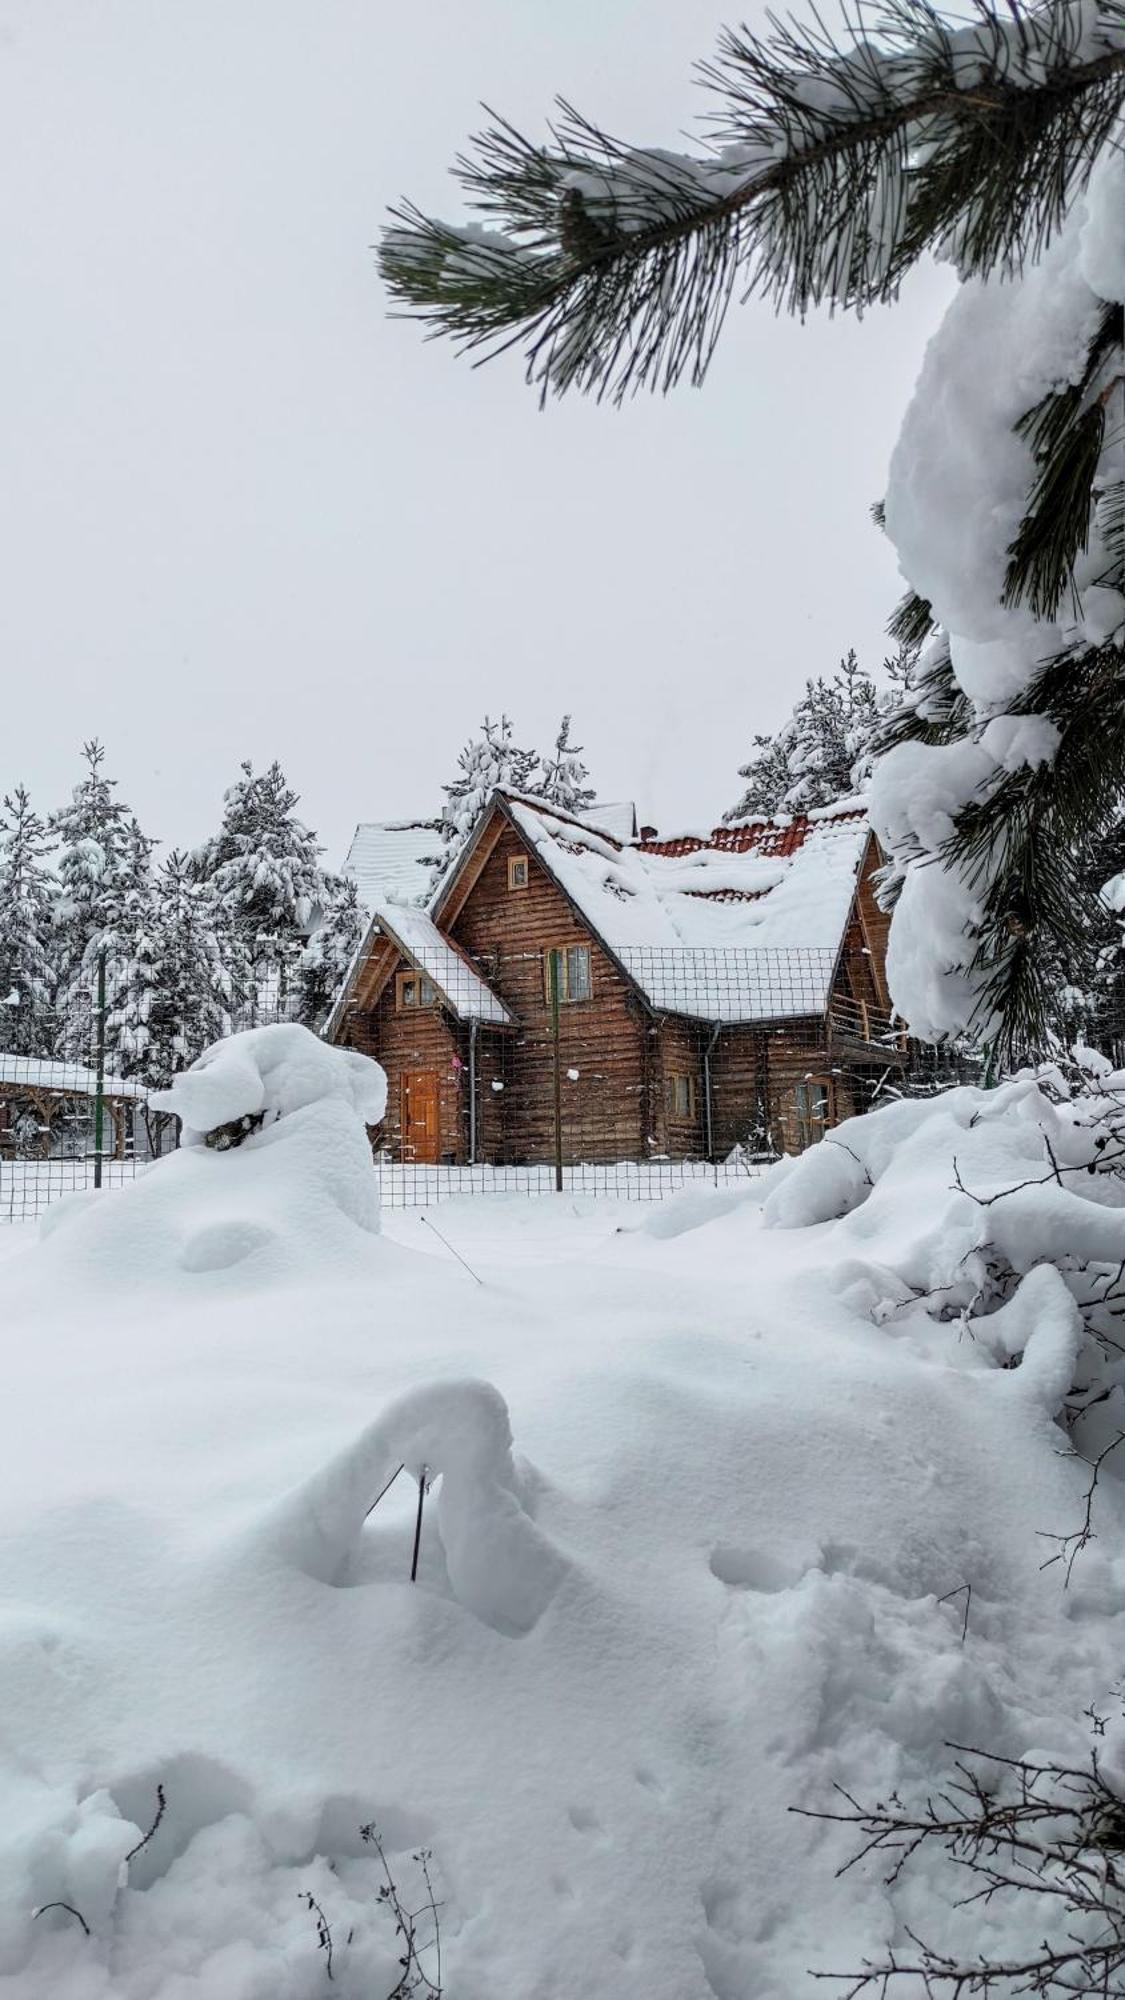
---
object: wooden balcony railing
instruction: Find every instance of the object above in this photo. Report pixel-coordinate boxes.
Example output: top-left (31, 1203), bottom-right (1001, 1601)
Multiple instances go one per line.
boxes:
top-left (828, 993), bottom-right (908, 1052)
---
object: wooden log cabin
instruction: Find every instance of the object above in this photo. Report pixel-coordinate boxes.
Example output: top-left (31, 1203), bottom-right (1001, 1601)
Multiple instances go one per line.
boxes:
top-left (327, 791), bottom-right (905, 1166)
top-left (0, 1054), bottom-right (146, 1161)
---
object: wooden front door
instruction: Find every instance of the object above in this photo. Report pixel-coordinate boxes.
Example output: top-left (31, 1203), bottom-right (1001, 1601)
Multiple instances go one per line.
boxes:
top-left (401, 1070), bottom-right (441, 1164)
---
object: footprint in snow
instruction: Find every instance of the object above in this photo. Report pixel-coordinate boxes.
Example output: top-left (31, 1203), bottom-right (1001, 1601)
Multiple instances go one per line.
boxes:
top-left (708, 1544), bottom-right (803, 1594)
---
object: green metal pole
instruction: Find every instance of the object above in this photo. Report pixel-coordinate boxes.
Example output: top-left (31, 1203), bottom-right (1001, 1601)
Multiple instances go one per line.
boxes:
top-left (93, 948), bottom-right (107, 1190)
top-left (549, 948), bottom-right (563, 1193)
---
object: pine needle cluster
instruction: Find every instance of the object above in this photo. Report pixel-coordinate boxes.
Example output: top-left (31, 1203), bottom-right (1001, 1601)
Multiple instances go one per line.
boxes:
top-left (380, 1), bottom-right (1125, 402)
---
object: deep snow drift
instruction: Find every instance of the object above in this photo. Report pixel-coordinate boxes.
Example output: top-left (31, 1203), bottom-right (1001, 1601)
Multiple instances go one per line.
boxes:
top-left (2, 1033), bottom-right (1125, 1996)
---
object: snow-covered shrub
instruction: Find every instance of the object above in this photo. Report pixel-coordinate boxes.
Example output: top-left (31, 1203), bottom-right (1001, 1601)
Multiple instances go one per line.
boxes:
top-left (762, 1065), bottom-right (1125, 1458)
top-left (43, 1025), bottom-right (388, 1275)
top-left (149, 1021), bottom-right (386, 1148)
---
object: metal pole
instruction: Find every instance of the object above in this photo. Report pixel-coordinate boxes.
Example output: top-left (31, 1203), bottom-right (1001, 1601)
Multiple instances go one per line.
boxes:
top-left (468, 1020), bottom-right (478, 1165)
top-left (549, 948), bottom-right (563, 1192)
top-left (93, 948), bottom-right (107, 1190)
top-left (702, 1023), bottom-right (720, 1165)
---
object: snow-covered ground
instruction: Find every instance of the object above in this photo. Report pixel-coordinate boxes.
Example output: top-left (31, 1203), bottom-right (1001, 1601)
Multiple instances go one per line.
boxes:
top-left (2, 1029), bottom-right (1124, 1998)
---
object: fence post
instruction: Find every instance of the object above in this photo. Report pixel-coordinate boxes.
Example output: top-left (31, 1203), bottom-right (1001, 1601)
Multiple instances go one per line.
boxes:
top-left (549, 948), bottom-right (563, 1192)
top-left (93, 948), bottom-right (107, 1190)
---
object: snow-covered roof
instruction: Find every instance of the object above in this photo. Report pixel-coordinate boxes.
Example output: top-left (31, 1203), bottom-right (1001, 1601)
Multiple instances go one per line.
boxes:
top-left (368, 901), bottom-right (513, 1027)
top-left (572, 801), bottom-right (638, 843)
top-left (0, 1054), bottom-right (146, 1099)
top-left (342, 819), bottom-right (442, 911)
top-left (498, 796), bottom-right (871, 1022)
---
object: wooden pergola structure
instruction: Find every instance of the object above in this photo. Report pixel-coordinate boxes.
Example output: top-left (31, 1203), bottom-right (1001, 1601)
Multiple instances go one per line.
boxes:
top-left (0, 1055), bottom-right (146, 1161)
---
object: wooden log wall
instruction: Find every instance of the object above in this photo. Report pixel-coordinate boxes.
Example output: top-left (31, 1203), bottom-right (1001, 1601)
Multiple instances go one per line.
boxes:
top-left (655, 1016), bottom-right (707, 1157)
top-left (341, 972), bottom-right (468, 1162)
top-left (448, 822), bottom-right (652, 1164)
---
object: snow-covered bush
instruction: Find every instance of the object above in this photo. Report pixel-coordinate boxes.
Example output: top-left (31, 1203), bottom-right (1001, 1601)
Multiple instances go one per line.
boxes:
top-left (763, 1063), bottom-right (1125, 1461)
top-left (44, 1025), bottom-right (388, 1275)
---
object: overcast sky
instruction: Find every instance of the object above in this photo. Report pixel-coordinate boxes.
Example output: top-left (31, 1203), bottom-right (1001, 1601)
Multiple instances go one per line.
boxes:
top-left (0, 0), bottom-right (953, 867)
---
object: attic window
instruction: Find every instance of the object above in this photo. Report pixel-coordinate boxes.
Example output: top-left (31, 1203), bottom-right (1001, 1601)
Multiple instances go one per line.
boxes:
top-left (507, 855), bottom-right (529, 890)
top-left (396, 970), bottom-right (437, 1011)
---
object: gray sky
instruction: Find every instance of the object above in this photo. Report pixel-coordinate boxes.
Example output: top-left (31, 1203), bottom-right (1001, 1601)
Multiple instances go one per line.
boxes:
top-left (0, 0), bottom-right (953, 867)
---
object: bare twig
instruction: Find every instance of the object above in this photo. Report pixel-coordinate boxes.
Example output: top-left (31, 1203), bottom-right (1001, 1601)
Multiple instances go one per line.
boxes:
top-left (361, 1823), bottom-right (444, 1997)
top-left (937, 1582), bottom-right (972, 1644)
top-left (33, 1902), bottom-right (90, 1937)
top-left (299, 1890), bottom-right (334, 1981)
top-left (796, 1741), bottom-right (1125, 1994)
top-left (124, 1783), bottom-right (167, 1867)
top-left (418, 1214), bottom-right (483, 1285)
top-left (1037, 1430), bottom-right (1125, 1585)
top-left (364, 1462), bottom-right (405, 1523)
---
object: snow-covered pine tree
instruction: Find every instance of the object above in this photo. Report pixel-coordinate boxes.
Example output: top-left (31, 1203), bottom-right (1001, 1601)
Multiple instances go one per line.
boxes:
top-left (535, 715), bottom-right (596, 814)
top-left (381, 0), bottom-right (1125, 1058)
top-left (192, 761), bottom-right (324, 1021)
top-left (118, 852), bottom-right (231, 1090)
top-left (0, 786), bottom-right (57, 1057)
top-left (725, 651), bottom-right (903, 821)
top-left (441, 715), bottom-right (540, 847)
top-left (50, 742), bottom-right (151, 1061)
top-left (295, 874), bottom-right (366, 1030)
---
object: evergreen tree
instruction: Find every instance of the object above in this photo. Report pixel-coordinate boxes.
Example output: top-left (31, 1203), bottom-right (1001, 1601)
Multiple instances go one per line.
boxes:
top-left (379, 1), bottom-right (1125, 1056)
top-left (295, 874), bottom-right (366, 1030)
top-left (441, 715), bottom-right (540, 847)
top-left (0, 786), bottom-right (56, 1057)
top-left (50, 742), bottom-right (153, 1060)
top-left (535, 715), bottom-right (596, 814)
top-left (726, 650), bottom-right (905, 821)
top-left (193, 760), bottom-right (324, 1017)
top-left (114, 852), bottom-right (230, 1088)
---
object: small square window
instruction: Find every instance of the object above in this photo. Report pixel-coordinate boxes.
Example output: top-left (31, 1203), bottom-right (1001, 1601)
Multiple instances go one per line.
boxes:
top-left (507, 855), bottom-right (529, 890)
top-left (396, 971), bottom-right (437, 1011)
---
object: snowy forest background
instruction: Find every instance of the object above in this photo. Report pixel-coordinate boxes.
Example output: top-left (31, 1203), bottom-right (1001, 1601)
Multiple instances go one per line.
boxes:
top-left (5, 634), bottom-right (1125, 1091)
top-left (0, 653), bottom-right (905, 1087)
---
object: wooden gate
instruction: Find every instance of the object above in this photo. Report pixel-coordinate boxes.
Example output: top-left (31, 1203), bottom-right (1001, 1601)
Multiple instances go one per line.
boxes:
top-left (401, 1070), bottom-right (441, 1164)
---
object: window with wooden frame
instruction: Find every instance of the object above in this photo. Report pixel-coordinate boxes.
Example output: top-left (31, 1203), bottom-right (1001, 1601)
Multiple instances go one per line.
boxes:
top-left (395, 969), bottom-right (437, 1011)
top-left (507, 854), bottom-right (529, 890)
top-left (543, 943), bottom-right (592, 1004)
top-left (666, 1071), bottom-right (698, 1120)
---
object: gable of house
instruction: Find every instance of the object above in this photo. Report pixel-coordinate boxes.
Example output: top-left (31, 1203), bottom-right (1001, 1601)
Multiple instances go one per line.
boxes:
top-left (436, 792), bottom-right (876, 1024)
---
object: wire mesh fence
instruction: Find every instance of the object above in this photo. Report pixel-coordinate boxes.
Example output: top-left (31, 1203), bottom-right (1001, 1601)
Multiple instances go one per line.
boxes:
top-left (0, 935), bottom-right (1007, 1223)
top-left (0, 944), bottom-right (302, 1224)
top-left (333, 937), bottom-right (980, 1205)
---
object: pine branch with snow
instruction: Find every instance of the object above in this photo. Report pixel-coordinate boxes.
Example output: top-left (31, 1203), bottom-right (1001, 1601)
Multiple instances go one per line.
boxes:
top-left (379, 1), bottom-right (1125, 401)
top-left (380, 0), bottom-right (1125, 1059)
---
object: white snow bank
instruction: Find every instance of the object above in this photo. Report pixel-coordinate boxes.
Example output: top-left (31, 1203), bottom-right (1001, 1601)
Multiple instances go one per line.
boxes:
top-left (41, 1026), bottom-right (388, 1281)
top-left (3, 1068), bottom-right (1125, 1995)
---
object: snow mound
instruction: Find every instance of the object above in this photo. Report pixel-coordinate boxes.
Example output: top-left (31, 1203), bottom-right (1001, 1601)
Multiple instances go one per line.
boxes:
top-left (40, 1027), bottom-right (388, 1281)
top-left (148, 1022), bottom-right (386, 1144)
top-left (762, 1071), bottom-right (1125, 1425)
top-left (266, 1378), bottom-right (569, 1634)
